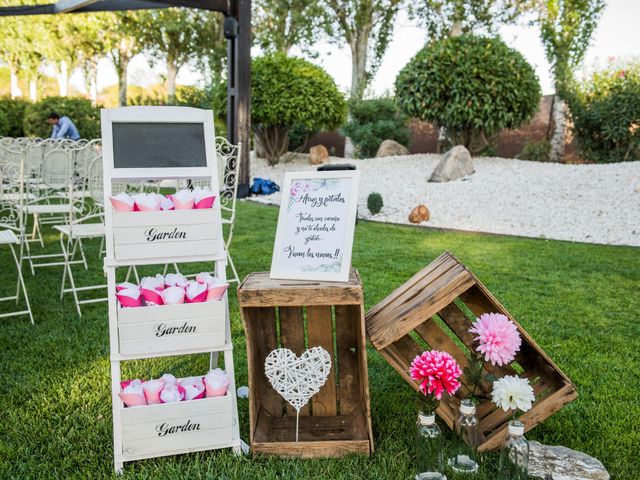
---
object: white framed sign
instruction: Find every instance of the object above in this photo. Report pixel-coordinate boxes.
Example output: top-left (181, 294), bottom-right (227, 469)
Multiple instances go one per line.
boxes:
top-left (270, 170), bottom-right (360, 282)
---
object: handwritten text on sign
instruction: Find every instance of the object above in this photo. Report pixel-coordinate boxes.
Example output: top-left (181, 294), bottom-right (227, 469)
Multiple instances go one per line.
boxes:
top-left (271, 171), bottom-right (359, 282)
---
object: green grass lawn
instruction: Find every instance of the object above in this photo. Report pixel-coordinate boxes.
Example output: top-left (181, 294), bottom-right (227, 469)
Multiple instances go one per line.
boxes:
top-left (1, 200), bottom-right (638, 479)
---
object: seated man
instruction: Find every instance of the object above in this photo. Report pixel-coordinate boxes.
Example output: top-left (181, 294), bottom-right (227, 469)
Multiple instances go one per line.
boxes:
top-left (47, 112), bottom-right (81, 140)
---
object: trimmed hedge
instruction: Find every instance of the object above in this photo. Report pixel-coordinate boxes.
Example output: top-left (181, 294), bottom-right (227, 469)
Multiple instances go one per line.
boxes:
top-left (0, 97), bottom-right (29, 137)
top-left (395, 35), bottom-right (540, 154)
top-left (23, 97), bottom-right (100, 139)
top-left (341, 98), bottom-right (410, 158)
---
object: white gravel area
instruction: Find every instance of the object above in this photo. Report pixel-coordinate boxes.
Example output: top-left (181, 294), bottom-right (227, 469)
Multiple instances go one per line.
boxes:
top-left (248, 153), bottom-right (640, 247)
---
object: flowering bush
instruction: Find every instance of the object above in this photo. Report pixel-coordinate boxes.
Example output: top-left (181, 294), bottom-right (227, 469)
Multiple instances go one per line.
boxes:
top-left (410, 350), bottom-right (462, 401)
top-left (568, 61), bottom-right (640, 163)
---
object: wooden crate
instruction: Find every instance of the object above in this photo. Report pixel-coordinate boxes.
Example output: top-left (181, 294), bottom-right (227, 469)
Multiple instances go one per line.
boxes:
top-left (365, 252), bottom-right (577, 452)
top-left (238, 270), bottom-right (374, 458)
top-left (117, 300), bottom-right (226, 356)
top-left (111, 209), bottom-right (223, 262)
top-left (119, 394), bottom-right (234, 462)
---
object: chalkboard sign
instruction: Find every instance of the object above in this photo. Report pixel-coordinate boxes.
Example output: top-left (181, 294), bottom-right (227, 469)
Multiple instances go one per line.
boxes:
top-left (112, 122), bottom-right (207, 169)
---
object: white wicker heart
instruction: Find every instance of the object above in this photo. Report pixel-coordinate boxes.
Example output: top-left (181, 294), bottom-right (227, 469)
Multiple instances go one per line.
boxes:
top-left (264, 346), bottom-right (332, 441)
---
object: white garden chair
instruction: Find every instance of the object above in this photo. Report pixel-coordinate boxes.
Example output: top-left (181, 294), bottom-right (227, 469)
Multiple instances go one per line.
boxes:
top-left (20, 148), bottom-right (82, 273)
top-left (55, 155), bottom-right (106, 316)
top-left (0, 158), bottom-right (33, 324)
top-left (216, 136), bottom-right (241, 283)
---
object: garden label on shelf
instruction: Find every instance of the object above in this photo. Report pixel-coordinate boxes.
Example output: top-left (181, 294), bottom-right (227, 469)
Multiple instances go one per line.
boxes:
top-left (270, 170), bottom-right (360, 282)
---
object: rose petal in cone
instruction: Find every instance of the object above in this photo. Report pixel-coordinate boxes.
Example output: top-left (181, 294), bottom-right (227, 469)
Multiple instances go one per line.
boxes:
top-left (142, 379), bottom-right (164, 405)
top-left (207, 283), bottom-right (229, 301)
top-left (110, 195), bottom-right (134, 212)
top-left (116, 286), bottom-right (143, 307)
top-left (185, 280), bottom-right (208, 303)
top-left (160, 384), bottom-right (186, 403)
top-left (195, 196), bottom-right (215, 209)
top-left (160, 286), bottom-right (185, 305)
top-left (141, 288), bottom-right (164, 306)
top-left (116, 282), bottom-right (138, 292)
top-left (183, 382), bottom-right (206, 400)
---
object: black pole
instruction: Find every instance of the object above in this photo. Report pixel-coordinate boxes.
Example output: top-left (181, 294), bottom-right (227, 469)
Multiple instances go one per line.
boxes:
top-left (234, 0), bottom-right (251, 198)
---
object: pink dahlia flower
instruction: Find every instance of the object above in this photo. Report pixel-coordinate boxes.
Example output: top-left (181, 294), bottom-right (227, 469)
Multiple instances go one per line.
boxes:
top-left (410, 350), bottom-right (462, 400)
top-left (469, 313), bottom-right (521, 366)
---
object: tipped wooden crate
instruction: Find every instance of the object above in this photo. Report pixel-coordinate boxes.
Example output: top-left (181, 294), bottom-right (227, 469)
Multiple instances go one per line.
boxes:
top-left (365, 252), bottom-right (577, 452)
top-left (238, 270), bottom-right (373, 458)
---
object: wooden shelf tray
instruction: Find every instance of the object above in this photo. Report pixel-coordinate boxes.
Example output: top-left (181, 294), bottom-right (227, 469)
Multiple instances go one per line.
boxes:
top-left (111, 209), bottom-right (224, 262)
top-left (238, 270), bottom-right (374, 458)
top-left (117, 300), bottom-right (226, 356)
top-left (365, 252), bottom-right (577, 452)
top-left (119, 394), bottom-right (234, 462)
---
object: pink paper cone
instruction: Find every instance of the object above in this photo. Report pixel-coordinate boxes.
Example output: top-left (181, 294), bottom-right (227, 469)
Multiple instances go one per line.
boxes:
top-left (186, 289), bottom-right (207, 303)
top-left (110, 197), bottom-right (134, 212)
top-left (116, 282), bottom-right (137, 292)
top-left (195, 196), bottom-right (216, 209)
top-left (173, 198), bottom-right (195, 210)
top-left (207, 283), bottom-right (229, 301)
top-left (142, 380), bottom-right (164, 405)
top-left (141, 288), bottom-right (164, 306)
top-left (116, 292), bottom-right (143, 308)
top-left (118, 391), bottom-right (147, 407)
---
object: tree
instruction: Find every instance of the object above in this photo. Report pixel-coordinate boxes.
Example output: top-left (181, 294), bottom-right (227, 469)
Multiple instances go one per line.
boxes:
top-left (103, 12), bottom-right (145, 107)
top-left (253, 0), bottom-right (326, 54)
top-left (395, 35), bottom-right (541, 154)
top-left (141, 8), bottom-right (224, 103)
top-left (410, 0), bottom-right (529, 40)
top-left (537, 0), bottom-right (605, 162)
top-left (252, 53), bottom-right (347, 164)
top-left (323, 0), bottom-right (404, 100)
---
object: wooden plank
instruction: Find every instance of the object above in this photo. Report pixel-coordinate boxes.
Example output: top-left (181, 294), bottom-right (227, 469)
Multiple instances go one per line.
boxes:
top-left (278, 306), bottom-right (309, 417)
top-left (242, 307), bottom-right (283, 431)
top-left (252, 439), bottom-right (370, 458)
top-left (118, 300), bottom-right (224, 324)
top-left (334, 305), bottom-right (361, 416)
top-left (114, 239), bottom-right (222, 262)
top-left (112, 208), bottom-right (217, 228)
top-left (368, 269), bottom-right (475, 349)
top-left (365, 252), bottom-right (453, 320)
top-left (306, 305), bottom-right (337, 416)
top-left (238, 271), bottom-right (362, 307)
top-left (479, 383), bottom-right (577, 452)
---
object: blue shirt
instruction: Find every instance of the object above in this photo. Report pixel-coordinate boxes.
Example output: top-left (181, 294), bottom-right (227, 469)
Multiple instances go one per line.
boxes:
top-left (51, 116), bottom-right (81, 140)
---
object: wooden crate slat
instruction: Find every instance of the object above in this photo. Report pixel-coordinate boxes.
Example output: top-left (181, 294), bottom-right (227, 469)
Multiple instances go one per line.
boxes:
top-left (369, 268), bottom-right (476, 349)
top-left (237, 271), bottom-right (362, 307)
top-left (365, 253), bottom-right (577, 452)
top-left (278, 306), bottom-right (310, 417)
top-left (307, 305), bottom-right (338, 416)
top-left (366, 252), bottom-right (453, 319)
top-left (334, 305), bottom-right (361, 416)
top-left (246, 306), bottom-right (283, 419)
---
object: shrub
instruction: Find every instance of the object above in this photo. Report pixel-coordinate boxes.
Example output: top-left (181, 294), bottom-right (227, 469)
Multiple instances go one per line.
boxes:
top-left (252, 53), bottom-right (347, 164)
top-left (0, 97), bottom-right (29, 137)
top-left (0, 109), bottom-right (9, 137)
top-left (341, 98), bottom-right (410, 158)
top-left (567, 63), bottom-right (640, 163)
top-left (23, 97), bottom-right (101, 139)
top-left (395, 35), bottom-right (540, 154)
top-left (518, 139), bottom-right (551, 162)
top-left (367, 192), bottom-right (383, 215)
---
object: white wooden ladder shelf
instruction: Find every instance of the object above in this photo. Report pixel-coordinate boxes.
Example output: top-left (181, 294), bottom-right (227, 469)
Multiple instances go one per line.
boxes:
top-left (101, 106), bottom-right (242, 473)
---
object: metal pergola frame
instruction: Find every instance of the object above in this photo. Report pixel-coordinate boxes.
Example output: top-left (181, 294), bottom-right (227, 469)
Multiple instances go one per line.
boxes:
top-left (0, 0), bottom-right (251, 195)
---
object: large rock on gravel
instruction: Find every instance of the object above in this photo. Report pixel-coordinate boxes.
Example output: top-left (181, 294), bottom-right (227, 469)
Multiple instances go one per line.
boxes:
top-left (376, 139), bottom-right (410, 157)
top-left (309, 144), bottom-right (329, 165)
top-left (528, 441), bottom-right (610, 480)
top-left (429, 145), bottom-right (474, 182)
top-left (409, 205), bottom-right (430, 223)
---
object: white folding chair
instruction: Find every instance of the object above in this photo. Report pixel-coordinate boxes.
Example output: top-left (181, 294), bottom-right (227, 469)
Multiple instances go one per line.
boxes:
top-left (55, 155), bottom-right (106, 316)
top-left (21, 148), bottom-right (82, 273)
top-left (0, 158), bottom-right (33, 324)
